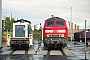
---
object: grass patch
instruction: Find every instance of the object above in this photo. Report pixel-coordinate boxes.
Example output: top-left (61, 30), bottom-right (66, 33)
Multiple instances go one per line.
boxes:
top-left (3, 32), bottom-right (12, 36)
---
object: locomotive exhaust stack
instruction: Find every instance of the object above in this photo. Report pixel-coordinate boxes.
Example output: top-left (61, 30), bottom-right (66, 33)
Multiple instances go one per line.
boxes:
top-left (51, 15), bottom-right (54, 18)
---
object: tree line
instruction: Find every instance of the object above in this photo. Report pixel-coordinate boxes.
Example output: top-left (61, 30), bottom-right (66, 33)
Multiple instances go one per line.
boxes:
top-left (3, 16), bottom-right (15, 32)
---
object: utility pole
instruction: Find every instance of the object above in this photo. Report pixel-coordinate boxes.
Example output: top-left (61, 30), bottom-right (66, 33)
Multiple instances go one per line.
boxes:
top-left (68, 21), bottom-right (70, 29)
top-left (74, 24), bottom-right (76, 30)
top-left (71, 7), bottom-right (72, 42)
top-left (0, 0), bottom-right (2, 48)
top-left (85, 20), bottom-right (87, 60)
top-left (68, 21), bottom-right (71, 39)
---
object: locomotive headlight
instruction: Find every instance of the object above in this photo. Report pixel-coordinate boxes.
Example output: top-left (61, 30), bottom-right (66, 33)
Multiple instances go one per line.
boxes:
top-left (59, 39), bottom-right (61, 41)
top-left (10, 41), bottom-right (13, 44)
top-left (45, 30), bottom-right (53, 33)
top-left (45, 39), bottom-right (50, 44)
top-left (26, 41), bottom-right (29, 44)
top-left (23, 28), bottom-right (26, 30)
top-left (50, 39), bottom-right (52, 41)
top-left (58, 30), bottom-right (66, 33)
top-left (47, 35), bottom-right (49, 37)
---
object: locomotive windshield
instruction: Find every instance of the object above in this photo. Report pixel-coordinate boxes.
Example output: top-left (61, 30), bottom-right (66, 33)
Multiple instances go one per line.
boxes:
top-left (56, 21), bottom-right (64, 26)
top-left (46, 21), bottom-right (54, 26)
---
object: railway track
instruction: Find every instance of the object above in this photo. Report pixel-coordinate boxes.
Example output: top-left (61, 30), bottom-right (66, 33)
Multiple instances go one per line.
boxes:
top-left (60, 49), bottom-right (68, 60)
top-left (1, 48), bottom-right (69, 60)
top-left (45, 49), bottom-right (68, 60)
top-left (46, 50), bottom-right (51, 55)
top-left (33, 43), bottom-right (67, 60)
top-left (3, 49), bottom-right (16, 60)
top-left (2, 49), bottom-right (28, 60)
top-left (1, 40), bottom-right (69, 60)
top-left (24, 49), bottom-right (28, 60)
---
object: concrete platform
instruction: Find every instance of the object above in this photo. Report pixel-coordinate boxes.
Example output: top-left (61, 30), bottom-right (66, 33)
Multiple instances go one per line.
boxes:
top-left (28, 49), bottom-right (35, 54)
top-left (38, 50), bottom-right (48, 55)
top-left (63, 48), bottom-right (75, 56)
top-left (13, 50), bottom-right (25, 54)
top-left (50, 50), bottom-right (62, 55)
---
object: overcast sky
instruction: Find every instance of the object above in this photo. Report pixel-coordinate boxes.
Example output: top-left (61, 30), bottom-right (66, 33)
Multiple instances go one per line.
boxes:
top-left (2, 0), bottom-right (90, 28)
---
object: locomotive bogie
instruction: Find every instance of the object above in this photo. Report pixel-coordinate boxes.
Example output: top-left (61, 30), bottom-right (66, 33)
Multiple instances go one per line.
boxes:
top-left (43, 37), bottom-right (68, 49)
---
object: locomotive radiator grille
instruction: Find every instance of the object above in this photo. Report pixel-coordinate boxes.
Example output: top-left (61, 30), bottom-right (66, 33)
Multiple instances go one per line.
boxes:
top-left (47, 34), bottom-right (64, 37)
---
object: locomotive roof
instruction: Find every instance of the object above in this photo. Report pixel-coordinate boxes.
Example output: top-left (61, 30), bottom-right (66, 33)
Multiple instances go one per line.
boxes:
top-left (47, 17), bottom-right (64, 20)
top-left (14, 19), bottom-right (31, 23)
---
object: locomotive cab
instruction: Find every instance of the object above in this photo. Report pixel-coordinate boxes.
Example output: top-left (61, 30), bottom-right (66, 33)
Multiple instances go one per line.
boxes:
top-left (9, 19), bottom-right (33, 49)
top-left (43, 16), bottom-right (68, 50)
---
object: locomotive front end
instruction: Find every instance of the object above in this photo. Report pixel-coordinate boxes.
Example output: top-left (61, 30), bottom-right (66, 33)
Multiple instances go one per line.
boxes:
top-left (43, 16), bottom-right (68, 50)
top-left (9, 19), bottom-right (33, 49)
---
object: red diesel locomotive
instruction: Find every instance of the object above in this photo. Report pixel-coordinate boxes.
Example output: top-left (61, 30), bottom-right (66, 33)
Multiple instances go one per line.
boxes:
top-left (43, 15), bottom-right (68, 50)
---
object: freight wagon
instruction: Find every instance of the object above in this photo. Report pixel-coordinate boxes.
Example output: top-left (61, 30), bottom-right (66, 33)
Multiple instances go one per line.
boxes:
top-left (8, 19), bottom-right (33, 49)
top-left (74, 31), bottom-right (90, 45)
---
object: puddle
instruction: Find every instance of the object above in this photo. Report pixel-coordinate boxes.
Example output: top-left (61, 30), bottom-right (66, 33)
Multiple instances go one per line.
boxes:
top-left (33, 40), bottom-right (44, 54)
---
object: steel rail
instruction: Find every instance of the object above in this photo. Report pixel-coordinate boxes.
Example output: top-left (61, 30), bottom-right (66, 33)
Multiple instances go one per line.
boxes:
top-left (24, 49), bottom-right (28, 60)
top-left (47, 50), bottom-right (51, 55)
top-left (3, 49), bottom-right (16, 60)
top-left (60, 49), bottom-right (68, 60)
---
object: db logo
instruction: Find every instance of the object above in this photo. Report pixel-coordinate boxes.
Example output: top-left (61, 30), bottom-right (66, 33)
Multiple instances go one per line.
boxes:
top-left (54, 30), bottom-right (58, 33)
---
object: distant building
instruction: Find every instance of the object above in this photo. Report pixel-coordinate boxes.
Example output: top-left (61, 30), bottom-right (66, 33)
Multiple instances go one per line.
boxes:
top-left (31, 24), bottom-right (40, 31)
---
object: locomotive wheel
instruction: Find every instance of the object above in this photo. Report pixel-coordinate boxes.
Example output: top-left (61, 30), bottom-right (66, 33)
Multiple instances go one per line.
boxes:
top-left (20, 44), bottom-right (29, 50)
top-left (59, 43), bottom-right (63, 50)
top-left (44, 44), bottom-right (51, 50)
top-left (10, 44), bottom-right (14, 49)
top-left (25, 44), bottom-right (29, 50)
top-left (44, 43), bottom-right (47, 47)
top-left (47, 44), bottom-right (51, 50)
top-left (10, 44), bottom-right (19, 49)
top-left (44, 44), bottom-right (49, 50)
